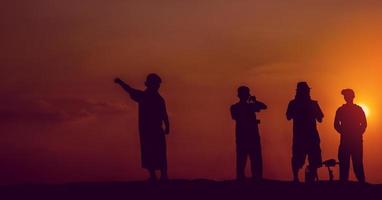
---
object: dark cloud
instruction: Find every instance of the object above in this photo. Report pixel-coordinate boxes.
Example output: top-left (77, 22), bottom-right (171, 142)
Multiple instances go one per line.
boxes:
top-left (0, 95), bottom-right (130, 123)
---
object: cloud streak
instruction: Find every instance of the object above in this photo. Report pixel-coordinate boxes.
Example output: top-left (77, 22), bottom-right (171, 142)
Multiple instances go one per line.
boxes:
top-left (0, 95), bottom-right (130, 123)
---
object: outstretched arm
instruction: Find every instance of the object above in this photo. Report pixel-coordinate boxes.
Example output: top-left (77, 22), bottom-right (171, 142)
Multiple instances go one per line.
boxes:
top-left (114, 78), bottom-right (143, 102)
top-left (115, 78), bottom-right (132, 93)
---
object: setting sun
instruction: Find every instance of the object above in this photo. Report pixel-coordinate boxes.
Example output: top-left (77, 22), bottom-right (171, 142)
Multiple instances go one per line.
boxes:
top-left (359, 103), bottom-right (370, 117)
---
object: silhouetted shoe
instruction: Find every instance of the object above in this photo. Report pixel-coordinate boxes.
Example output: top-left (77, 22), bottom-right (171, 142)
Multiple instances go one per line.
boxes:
top-left (293, 178), bottom-right (300, 184)
top-left (358, 180), bottom-right (370, 186)
top-left (339, 180), bottom-right (348, 185)
top-left (252, 177), bottom-right (262, 183)
top-left (160, 175), bottom-right (169, 182)
top-left (147, 176), bottom-right (157, 183)
top-left (236, 176), bottom-right (246, 183)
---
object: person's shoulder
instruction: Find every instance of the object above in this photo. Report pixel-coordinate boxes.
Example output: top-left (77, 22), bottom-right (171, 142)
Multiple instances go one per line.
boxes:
top-left (310, 100), bottom-right (321, 106)
top-left (231, 103), bottom-right (240, 109)
top-left (288, 99), bottom-right (296, 105)
top-left (157, 93), bottom-right (166, 102)
top-left (336, 104), bottom-right (346, 112)
top-left (287, 100), bottom-right (296, 109)
top-left (354, 104), bottom-right (365, 112)
top-left (310, 99), bottom-right (319, 104)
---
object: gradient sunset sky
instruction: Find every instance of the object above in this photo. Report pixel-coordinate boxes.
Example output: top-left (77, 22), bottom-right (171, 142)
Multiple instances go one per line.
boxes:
top-left (1, 0), bottom-right (382, 184)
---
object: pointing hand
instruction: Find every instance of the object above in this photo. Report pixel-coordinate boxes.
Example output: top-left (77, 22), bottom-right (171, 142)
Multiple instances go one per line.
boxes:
top-left (114, 78), bottom-right (122, 84)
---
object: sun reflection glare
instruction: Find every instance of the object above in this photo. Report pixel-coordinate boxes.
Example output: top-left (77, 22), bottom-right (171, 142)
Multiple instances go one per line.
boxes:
top-left (358, 103), bottom-right (369, 117)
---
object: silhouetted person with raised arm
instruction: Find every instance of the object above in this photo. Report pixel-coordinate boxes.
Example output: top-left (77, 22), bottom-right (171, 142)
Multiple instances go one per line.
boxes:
top-left (286, 82), bottom-right (323, 183)
top-left (114, 73), bottom-right (170, 182)
top-left (334, 89), bottom-right (367, 183)
top-left (230, 86), bottom-right (267, 182)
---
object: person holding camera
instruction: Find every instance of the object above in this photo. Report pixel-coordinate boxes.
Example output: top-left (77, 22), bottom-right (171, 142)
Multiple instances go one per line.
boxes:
top-left (286, 82), bottom-right (324, 183)
top-left (230, 86), bottom-right (267, 181)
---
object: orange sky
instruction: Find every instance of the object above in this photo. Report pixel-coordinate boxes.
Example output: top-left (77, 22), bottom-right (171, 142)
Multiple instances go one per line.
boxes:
top-left (1, 0), bottom-right (382, 184)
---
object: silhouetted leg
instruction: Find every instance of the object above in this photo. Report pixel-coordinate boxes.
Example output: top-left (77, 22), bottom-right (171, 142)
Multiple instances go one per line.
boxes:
top-left (292, 144), bottom-right (305, 182)
top-left (160, 163), bottom-right (168, 181)
top-left (236, 144), bottom-right (247, 180)
top-left (157, 135), bottom-right (168, 181)
top-left (292, 165), bottom-right (299, 182)
top-left (306, 165), bottom-right (318, 183)
top-left (249, 139), bottom-right (263, 181)
top-left (352, 141), bottom-right (365, 183)
top-left (338, 143), bottom-right (350, 182)
top-left (311, 167), bottom-right (318, 182)
top-left (148, 169), bottom-right (157, 182)
top-left (307, 143), bottom-right (322, 182)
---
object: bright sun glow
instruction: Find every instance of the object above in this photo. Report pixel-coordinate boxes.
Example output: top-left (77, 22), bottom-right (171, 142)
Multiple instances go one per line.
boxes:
top-left (359, 103), bottom-right (369, 117)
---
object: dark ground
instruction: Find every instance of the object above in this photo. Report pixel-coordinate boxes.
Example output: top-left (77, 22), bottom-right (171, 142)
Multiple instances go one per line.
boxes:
top-left (0, 179), bottom-right (381, 200)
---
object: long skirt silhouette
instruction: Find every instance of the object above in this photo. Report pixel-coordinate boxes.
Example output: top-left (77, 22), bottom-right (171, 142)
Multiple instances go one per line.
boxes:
top-left (139, 126), bottom-right (167, 170)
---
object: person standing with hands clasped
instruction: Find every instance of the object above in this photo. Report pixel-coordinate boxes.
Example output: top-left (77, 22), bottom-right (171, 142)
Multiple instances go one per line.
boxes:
top-left (334, 89), bottom-right (367, 183)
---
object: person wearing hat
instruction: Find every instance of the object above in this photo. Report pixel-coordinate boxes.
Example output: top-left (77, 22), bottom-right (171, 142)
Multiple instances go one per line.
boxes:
top-left (114, 73), bottom-right (170, 182)
top-left (286, 82), bottom-right (324, 183)
top-left (230, 86), bottom-right (267, 181)
top-left (334, 89), bottom-right (367, 183)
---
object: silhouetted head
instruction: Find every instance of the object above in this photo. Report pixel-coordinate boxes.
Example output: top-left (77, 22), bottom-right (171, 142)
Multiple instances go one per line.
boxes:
top-left (295, 81), bottom-right (311, 100)
top-left (237, 86), bottom-right (250, 101)
top-left (145, 73), bottom-right (162, 91)
top-left (341, 88), bottom-right (355, 104)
